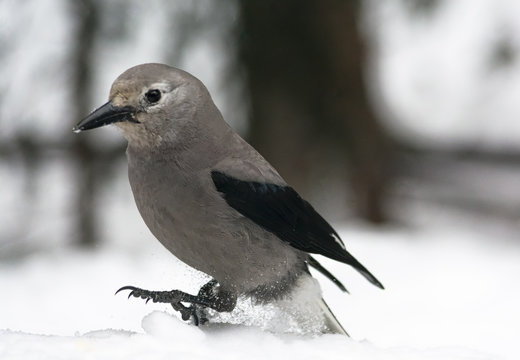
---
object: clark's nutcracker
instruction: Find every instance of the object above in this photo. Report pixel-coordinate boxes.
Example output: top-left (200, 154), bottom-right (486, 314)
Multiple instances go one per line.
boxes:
top-left (73, 63), bottom-right (383, 335)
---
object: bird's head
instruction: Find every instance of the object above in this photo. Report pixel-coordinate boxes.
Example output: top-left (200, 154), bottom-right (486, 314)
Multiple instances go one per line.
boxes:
top-left (73, 63), bottom-right (213, 146)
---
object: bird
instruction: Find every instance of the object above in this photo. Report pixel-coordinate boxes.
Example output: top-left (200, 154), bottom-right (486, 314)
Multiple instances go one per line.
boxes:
top-left (73, 63), bottom-right (383, 335)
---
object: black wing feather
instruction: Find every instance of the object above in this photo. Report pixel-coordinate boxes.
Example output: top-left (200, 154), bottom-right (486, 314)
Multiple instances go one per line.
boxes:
top-left (307, 256), bottom-right (349, 293)
top-left (211, 170), bottom-right (384, 289)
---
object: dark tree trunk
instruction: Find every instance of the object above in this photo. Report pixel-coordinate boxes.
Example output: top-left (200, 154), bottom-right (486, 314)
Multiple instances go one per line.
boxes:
top-left (237, 0), bottom-right (391, 223)
top-left (69, 0), bottom-right (100, 247)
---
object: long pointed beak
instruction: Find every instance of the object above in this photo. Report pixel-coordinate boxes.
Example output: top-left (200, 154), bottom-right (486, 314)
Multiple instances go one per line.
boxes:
top-left (73, 102), bottom-right (138, 133)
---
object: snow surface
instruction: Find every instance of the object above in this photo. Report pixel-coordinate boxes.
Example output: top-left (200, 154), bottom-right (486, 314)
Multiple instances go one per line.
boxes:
top-left (1, 225), bottom-right (518, 359)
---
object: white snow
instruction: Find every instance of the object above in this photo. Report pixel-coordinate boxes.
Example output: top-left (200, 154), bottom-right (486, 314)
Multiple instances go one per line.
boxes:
top-left (1, 224), bottom-right (518, 359)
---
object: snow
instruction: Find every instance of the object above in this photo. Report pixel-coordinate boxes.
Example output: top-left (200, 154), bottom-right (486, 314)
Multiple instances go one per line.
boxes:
top-left (1, 225), bottom-right (518, 359)
top-left (0, 319), bottom-right (491, 360)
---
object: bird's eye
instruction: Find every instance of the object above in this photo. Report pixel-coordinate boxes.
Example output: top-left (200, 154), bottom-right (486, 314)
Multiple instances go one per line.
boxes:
top-left (145, 89), bottom-right (161, 104)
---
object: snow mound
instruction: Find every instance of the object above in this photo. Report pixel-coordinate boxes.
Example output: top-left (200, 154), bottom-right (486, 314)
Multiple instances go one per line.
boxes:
top-left (0, 311), bottom-right (492, 360)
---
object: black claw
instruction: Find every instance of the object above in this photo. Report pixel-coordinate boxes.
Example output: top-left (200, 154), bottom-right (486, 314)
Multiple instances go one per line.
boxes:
top-left (191, 307), bottom-right (199, 326)
top-left (115, 285), bottom-right (137, 296)
top-left (181, 311), bottom-right (190, 321)
top-left (116, 286), bottom-right (145, 301)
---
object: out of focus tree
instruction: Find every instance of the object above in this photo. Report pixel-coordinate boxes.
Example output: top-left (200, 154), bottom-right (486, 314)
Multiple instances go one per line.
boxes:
top-left (69, 0), bottom-right (128, 247)
top-left (236, 0), bottom-right (392, 223)
top-left (6, 0), bottom-right (517, 253)
top-left (70, 0), bottom-right (102, 248)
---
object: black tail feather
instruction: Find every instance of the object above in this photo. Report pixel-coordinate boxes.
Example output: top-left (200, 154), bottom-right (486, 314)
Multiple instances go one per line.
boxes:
top-left (308, 256), bottom-right (349, 293)
top-left (346, 255), bottom-right (385, 290)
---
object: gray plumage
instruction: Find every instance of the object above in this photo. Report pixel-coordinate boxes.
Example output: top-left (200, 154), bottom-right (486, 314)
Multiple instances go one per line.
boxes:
top-left (73, 63), bottom-right (383, 335)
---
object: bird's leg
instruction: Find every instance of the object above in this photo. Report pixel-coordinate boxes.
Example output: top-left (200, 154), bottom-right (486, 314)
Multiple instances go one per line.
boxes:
top-left (116, 286), bottom-right (212, 325)
top-left (196, 279), bottom-right (237, 312)
top-left (192, 279), bottom-right (238, 325)
top-left (198, 279), bottom-right (219, 298)
top-left (116, 280), bottom-right (236, 326)
top-left (191, 279), bottom-right (219, 325)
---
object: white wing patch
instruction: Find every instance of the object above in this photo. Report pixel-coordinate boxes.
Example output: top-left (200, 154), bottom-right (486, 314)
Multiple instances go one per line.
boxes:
top-left (332, 233), bottom-right (346, 250)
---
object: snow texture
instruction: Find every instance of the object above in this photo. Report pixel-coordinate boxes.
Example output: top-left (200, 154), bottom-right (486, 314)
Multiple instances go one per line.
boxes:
top-left (1, 225), bottom-right (518, 359)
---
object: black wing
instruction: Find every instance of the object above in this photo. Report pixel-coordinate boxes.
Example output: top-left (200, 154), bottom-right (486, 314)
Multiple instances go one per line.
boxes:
top-left (211, 170), bottom-right (384, 289)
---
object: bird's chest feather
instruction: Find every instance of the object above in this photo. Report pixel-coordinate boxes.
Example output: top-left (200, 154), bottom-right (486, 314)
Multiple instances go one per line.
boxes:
top-left (126, 149), bottom-right (231, 268)
top-left (128, 152), bottom-right (206, 230)
top-left (124, 146), bottom-right (300, 290)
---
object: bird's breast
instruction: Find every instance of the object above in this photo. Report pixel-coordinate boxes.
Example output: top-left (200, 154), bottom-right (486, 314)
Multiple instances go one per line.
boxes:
top-left (125, 148), bottom-right (303, 295)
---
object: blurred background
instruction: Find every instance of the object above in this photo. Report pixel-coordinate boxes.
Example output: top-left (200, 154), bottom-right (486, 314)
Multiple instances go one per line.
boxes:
top-left (2, 0), bottom-right (520, 253)
top-left (2, 0), bottom-right (520, 357)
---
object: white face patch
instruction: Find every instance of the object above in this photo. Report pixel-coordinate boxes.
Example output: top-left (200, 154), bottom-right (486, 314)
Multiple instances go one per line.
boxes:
top-left (139, 82), bottom-right (172, 112)
top-left (147, 82), bottom-right (173, 94)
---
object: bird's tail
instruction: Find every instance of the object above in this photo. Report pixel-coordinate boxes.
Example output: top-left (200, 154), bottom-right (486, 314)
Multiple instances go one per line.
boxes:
top-left (319, 298), bottom-right (348, 336)
top-left (280, 275), bottom-right (348, 335)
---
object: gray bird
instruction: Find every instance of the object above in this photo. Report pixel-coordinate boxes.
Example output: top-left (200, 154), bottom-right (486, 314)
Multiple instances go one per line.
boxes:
top-left (73, 63), bottom-right (383, 335)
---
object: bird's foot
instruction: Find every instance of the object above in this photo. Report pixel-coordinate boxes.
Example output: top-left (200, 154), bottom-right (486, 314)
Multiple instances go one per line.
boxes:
top-left (116, 285), bottom-right (211, 325)
top-left (116, 279), bottom-right (234, 326)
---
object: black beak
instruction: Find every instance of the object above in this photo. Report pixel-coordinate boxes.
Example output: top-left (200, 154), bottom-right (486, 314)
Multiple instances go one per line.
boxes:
top-left (73, 102), bottom-right (138, 133)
